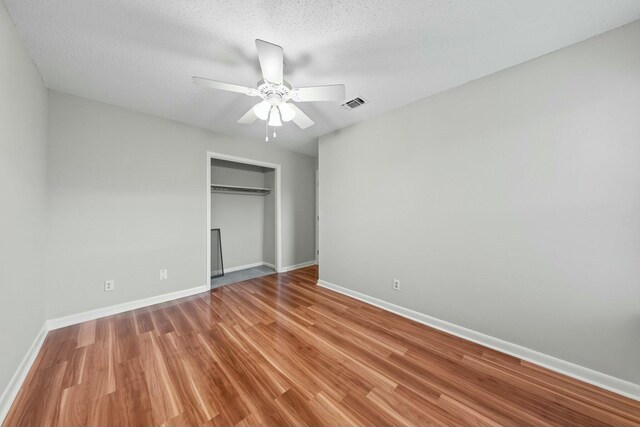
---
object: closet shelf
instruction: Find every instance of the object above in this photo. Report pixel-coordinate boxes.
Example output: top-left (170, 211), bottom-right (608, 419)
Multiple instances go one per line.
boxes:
top-left (211, 184), bottom-right (271, 196)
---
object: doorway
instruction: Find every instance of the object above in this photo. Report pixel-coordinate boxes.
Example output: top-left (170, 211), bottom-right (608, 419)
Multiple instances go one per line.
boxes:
top-left (206, 152), bottom-right (282, 288)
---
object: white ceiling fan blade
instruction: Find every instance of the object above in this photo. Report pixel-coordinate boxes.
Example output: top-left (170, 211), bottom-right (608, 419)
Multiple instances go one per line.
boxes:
top-left (193, 76), bottom-right (256, 95)
top-left (237, 107), bottom-right (258, 124)
top-left (255, 39), bottom-right (283, 85)
top-left (288, 104), bottom-right (314, 129)
top-left (291, 84), bottom-right (345, 102)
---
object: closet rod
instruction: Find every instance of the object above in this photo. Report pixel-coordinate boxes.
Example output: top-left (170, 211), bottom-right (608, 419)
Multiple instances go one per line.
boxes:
top-left (211, 184), bottom-right (271, 196)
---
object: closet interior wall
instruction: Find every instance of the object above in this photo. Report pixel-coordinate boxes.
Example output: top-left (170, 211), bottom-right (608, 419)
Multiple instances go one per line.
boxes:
top-left (210, 159), bottom-right (276, 272)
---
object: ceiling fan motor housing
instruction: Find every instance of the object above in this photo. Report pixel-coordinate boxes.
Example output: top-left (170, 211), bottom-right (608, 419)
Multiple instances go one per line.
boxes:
top-left (257, 79), bottom-right (292, 104)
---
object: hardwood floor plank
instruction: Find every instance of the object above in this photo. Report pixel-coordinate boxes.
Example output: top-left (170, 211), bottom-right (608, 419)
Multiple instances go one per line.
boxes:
top-left (462, 354), bottom-right (638, 425)
top-left (4, 265), bottom-right (639, 426)
top-left (76, 321), bottom-right (96, 348)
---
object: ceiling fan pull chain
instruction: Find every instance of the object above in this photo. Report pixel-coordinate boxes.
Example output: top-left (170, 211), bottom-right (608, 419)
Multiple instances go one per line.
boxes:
top-left (265, 120), bottom-right (269, 142)
top-left (273, 129), bottom-right (276, 138)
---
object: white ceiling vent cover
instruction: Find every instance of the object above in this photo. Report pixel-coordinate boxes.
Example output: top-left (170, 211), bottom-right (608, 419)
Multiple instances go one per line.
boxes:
top-left (341, 96), bottom-right (368, 110)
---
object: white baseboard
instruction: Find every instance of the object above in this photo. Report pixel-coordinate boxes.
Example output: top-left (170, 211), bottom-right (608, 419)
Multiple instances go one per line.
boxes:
top-left (47, 284), bottom-right (209, 330)
top-left (4, 272), bottom-right (635, 426)
top-left (0, 323), bottom-right (48, 425)
top-left (317, 279), bottom-right (640, 402)
top-left (49, 261), bottom-right (314, 332)
top-left (278, 260), bottom-right (317, 273)
top-left (0, 283), bottom-right (207, 424)
top-left (218, 261), bottom-right (281, 274)
top-left (222, 262), bottom-right (267, 274)
top-left (1, 261), bottom-right (319, 424)
top-left (220, 261), bottom-right (314, 275)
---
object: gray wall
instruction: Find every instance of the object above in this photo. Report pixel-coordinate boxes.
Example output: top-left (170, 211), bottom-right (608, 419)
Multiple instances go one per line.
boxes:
top-left (0, 2), bottom-right (47, 405)
top-left (211, 160), bottom-right (268, 269)
top-left (47, 91), bottom-right (316, 318)
top-left (319, 21), bottom-right (640, 384)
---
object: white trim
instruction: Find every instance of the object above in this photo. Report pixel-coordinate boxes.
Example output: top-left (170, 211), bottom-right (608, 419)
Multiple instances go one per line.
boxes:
top-left (0, 323), bottom-right (48, 425)
top-left (279, 260), bottom-right (317, 273)
top-left (263, 262), bottom-right (276, 270)
top-left (315, 169), bottom-right (319, 264)
top-left (223, 262), bottom-right (268, 274)
top-left (47, 284), bottom-right (208, 330)
top-left (206, 152), bottom-right (282, 289)
top-left (317, 279), bottom-right (640, 402)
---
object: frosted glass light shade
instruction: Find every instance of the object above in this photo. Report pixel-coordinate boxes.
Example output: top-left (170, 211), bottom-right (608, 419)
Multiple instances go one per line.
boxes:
top-left (268, 107), bottom-right (282, 126)
top-left (253, 100), bottom-right (271, 120)
top-left (278, 102), bottom-right (296, 122)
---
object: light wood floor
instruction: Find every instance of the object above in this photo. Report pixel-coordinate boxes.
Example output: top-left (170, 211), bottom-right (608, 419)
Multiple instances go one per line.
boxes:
top-left (4, 265), bottom-right (640, 426)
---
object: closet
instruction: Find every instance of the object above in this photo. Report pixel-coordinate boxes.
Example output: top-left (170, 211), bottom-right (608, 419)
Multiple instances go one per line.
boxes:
top-left (210, 159), bottom-right (276, 287)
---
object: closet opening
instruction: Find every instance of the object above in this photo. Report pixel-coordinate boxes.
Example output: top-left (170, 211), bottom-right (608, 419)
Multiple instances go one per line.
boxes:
top-left (206, 152), bottom-right (281, 288)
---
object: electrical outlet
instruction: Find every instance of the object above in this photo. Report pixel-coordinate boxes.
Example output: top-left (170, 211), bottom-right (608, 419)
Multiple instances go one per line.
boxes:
top-left (393, 279), bottom-right (400, 291)
top-left (160, 269), bottom-right (168, 280)
top-left (104, 280), bottom-right (115, 292)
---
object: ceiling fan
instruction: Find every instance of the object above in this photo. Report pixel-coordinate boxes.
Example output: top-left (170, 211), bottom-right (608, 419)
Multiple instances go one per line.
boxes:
top-left (193, 39), bottom-right (345, 140)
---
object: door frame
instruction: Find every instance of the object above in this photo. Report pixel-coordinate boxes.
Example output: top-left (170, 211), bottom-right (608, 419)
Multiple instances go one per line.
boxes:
top-left (315, 169), bottom-right (319, 264)
top-left (206, 151), bottom-right (282, 288)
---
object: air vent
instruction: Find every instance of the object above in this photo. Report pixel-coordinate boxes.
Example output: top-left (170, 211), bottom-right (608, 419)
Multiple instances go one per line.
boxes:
top-left (341, 96), bottom-right (368, 110)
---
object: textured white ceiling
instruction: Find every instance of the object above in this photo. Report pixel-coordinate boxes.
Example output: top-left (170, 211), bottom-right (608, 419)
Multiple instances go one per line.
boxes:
top-left (4, 1), bottom-right (640, 155)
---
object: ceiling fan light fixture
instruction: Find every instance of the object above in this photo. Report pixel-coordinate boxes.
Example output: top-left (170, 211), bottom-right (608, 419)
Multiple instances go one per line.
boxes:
top-left (278, 102), bottom-right (296, 122)
top-left (194, 39), bottom-right (346, 133)
top-left (253, 100), bottom-right (271, 120)
top-left (267, 106), bottom-right (282, 127)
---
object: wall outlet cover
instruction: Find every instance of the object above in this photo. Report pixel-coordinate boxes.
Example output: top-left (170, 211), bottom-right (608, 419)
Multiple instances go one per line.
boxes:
top-left (104, 280), bottom-right (115, 291)
top-left (393, 279), bottom-right (400, 291)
